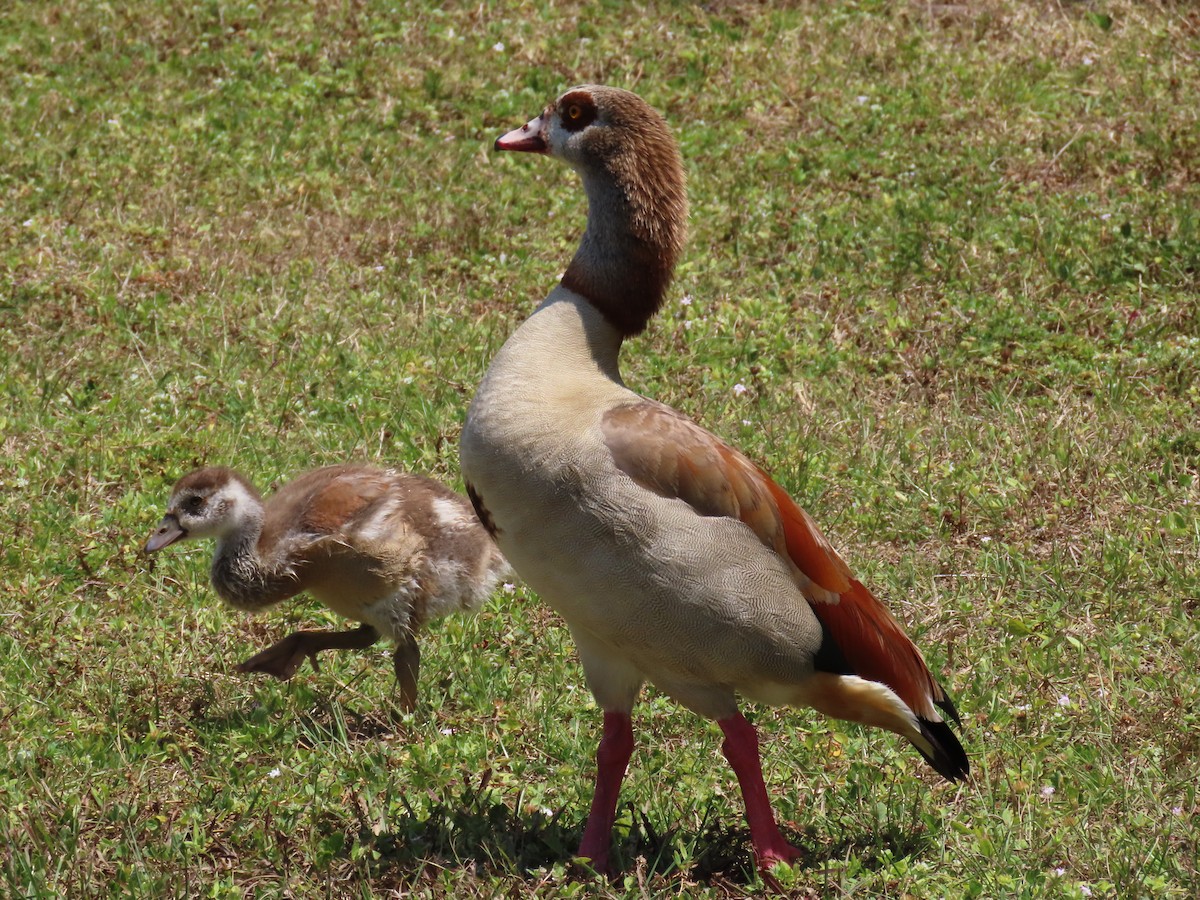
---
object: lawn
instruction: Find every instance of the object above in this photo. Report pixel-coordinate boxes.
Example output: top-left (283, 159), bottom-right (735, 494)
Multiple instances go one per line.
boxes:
top-left (2, 1), bottom-right (1197, 896)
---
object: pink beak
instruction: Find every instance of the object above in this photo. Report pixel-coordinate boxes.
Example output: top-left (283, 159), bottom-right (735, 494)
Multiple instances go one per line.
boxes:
top-left (495, 114), bottom-right (548, 153)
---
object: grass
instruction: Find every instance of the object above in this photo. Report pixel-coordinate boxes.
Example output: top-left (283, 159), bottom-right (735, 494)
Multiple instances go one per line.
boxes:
top-left (2, 0), bottom-right (1198, 896)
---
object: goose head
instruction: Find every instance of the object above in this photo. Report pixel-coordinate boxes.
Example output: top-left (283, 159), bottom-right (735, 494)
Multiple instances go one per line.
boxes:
top-left (496, 85), bottom-right (688, 336)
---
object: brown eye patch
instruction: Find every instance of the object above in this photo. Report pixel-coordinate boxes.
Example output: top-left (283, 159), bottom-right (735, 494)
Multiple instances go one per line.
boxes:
top-left (558, 91), bottom-right (597, 132)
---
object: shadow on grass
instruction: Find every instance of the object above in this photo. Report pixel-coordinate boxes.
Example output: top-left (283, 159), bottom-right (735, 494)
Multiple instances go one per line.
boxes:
top-left (353, 778), bottom-right (934, 889)
top-left (190, 692), bottom-right (402, 745)
top-left (187, 698), bottom-right (933, 887)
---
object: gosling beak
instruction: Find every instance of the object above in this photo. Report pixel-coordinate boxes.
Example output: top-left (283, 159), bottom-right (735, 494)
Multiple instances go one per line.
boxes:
top-left (144, 515), bottom-right (185, 553)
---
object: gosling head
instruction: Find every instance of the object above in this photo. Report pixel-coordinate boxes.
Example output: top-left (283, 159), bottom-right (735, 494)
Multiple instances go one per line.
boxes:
top-left (145, 467), bottom-right (262, 553)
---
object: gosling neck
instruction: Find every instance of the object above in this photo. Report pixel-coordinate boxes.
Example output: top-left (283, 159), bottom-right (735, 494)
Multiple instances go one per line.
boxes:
top-left (209, 508), bottom-right (298, 610)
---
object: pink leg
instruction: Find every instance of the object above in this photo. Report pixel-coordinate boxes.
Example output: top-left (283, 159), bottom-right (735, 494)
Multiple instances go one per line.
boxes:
top-left (718, 712), bottom-right (802, 869)
top-left (576, 710), bottom-right (634, 873)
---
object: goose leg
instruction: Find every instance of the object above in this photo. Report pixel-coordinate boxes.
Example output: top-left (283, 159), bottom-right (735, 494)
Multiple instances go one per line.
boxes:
top-left (718, 712), bottom-right (802, 869)
top-left (237, 623), bottom-right (380, 680)
top-left (576, 709), bottom-right (634, 874)
top-left (392, 631), bottom-right (421, 711)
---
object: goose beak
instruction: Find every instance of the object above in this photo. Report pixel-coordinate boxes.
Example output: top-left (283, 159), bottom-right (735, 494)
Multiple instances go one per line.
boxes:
top-left (495, 114), bottom-right (548, 153)
top-left (144, 515), bottom-right (185, 553)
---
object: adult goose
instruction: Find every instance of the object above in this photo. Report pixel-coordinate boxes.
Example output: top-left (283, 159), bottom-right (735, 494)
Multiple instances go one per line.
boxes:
top-left (459, 85), bottom-right (966, 872)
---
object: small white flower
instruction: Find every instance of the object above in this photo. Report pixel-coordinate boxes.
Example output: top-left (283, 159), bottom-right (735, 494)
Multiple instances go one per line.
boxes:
top-left (680, 294), bottom-right (693, 306)
top-left (501, 582), bottom-right (516, 594)
top-left (1100, 213), bottom-right (1112, 220)
top-left (374, 265), bottom-right (385, 272)
top-left (683, 320), bottom-right (694, 330)
top-left (1057, 695), bottom-right (1071, 707)
top-left (1041, 785), bottom-right (1055, 799)
top-left (22, 219), bottom-right (33, 227)
top-left (269, 767), bottom-right (281, 778)
top-left (742, 419), bottom-right (751, 426)
top-left (440, 727), bottom-right (455, 736)
top-left (1173, 806), bottom-right (1184, 816)
top-left (492, 41), bottom-right (505, 52)
top-left (733, 383), bottom-right (748, 396)
top-left (1082, 56), bottom-right (1094, 66)
top-left (1054, 867), bottom-right (1066, 877)
top-left (1080, 886), bottom-right (1092, 897)
top-left (856, 95), bottom-right (869, 105)
top-left (980, 536), bottom-right (992, 543)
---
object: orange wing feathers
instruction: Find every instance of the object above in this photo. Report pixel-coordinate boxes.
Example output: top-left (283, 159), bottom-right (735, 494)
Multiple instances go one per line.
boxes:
top-left (756, 475), bottom-right (851, 595)
top-left (257, 465), bottom-right (393, 551)
top-left (601, 400), bottom-right (850, 593)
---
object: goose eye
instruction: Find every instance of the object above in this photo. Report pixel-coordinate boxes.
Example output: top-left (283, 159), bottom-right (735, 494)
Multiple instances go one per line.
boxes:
top-left (559, 96), bottom-right (594, 132)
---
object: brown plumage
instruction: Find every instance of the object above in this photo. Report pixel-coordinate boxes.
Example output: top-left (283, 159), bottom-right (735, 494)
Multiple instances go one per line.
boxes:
top-left (603, 400), bottom-right (958, 725)
top-left (462, 84), bottom-right (966, 873)
top-left (144, 464), bottom-right (509, 709)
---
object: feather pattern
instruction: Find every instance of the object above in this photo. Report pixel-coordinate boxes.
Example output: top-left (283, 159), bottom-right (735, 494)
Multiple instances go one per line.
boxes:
top-left (602, 399), bottom-right (950, 721)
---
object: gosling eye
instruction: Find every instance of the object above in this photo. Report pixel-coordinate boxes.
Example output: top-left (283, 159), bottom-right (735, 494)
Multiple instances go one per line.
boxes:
top-left (182, 495), bottom-right (204, 514)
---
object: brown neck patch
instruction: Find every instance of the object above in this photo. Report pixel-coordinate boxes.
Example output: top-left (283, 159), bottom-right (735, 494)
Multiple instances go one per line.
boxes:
top-left (558, 87), bottom-right (688, 338)
top-left (561, 241), bottom-right (677, 337)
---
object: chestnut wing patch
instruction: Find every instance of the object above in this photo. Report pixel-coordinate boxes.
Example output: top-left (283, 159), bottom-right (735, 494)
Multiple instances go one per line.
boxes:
top-left (258, 465), bottom-right (392, 554)
top-left (600, 400), bottom-right (951, 720)
top-left (303, 477), bottom-right (386, 536)
top-left (600, 400), bottom-right (851, 595)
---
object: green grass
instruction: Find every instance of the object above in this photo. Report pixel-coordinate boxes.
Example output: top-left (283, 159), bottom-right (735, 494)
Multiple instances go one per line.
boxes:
top-left (2, 0), bottom-right (1198, 896)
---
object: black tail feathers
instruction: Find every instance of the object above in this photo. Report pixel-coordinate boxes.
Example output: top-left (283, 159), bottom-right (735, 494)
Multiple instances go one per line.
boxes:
top-left (935, 694), bottom-right (964, 729)
top-left (915, 716), bottom-right (969, 783)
